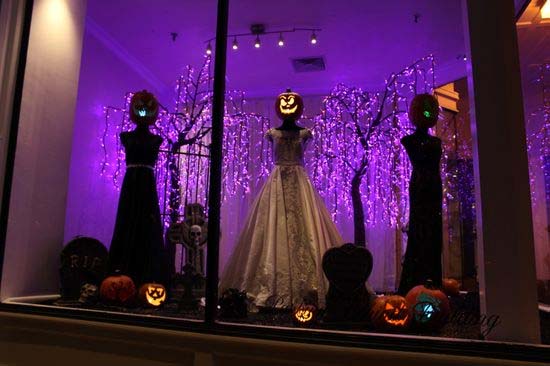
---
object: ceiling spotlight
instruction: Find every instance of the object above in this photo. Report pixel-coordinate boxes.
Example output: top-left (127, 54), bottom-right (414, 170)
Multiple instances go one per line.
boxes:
top-left (232, 37), bottom-right (238, 50)
top-left (310, 31), bottom-right (317, 45)
top-left (254, 35), bottom-right (261, 48)
top-left (278, 33), bottom-right (285, 47)
top-left (206, 42), bottom-right (212, 55)
top-left (542, 0), bottom-right (550, 19)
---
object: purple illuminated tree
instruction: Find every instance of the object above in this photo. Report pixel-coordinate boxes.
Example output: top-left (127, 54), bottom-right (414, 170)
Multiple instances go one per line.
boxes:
top-left (310, 56), bottom-right (436, 247)
top-left (101, 56), bottom-right (271, 229)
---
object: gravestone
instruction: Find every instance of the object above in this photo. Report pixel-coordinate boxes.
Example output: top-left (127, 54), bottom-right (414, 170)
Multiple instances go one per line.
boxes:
top-left (59, 237), bottom-right (108, 299)
top-left (322, 243), bottom-right (374, 323)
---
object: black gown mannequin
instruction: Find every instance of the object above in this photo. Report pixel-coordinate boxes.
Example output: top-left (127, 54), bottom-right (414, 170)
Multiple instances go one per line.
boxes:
top-left (109, 124), bottom-right (168, 285)
top-left (398, 127), bottom-right (443, 295)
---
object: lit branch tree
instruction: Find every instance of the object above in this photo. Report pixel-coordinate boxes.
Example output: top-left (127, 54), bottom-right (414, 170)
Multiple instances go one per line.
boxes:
top-left (311, 56), bottom-right (436, 247)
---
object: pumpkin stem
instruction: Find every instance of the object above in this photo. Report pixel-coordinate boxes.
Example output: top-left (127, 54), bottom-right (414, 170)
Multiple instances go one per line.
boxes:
top-left (425, 279), bottom-right (435, 289)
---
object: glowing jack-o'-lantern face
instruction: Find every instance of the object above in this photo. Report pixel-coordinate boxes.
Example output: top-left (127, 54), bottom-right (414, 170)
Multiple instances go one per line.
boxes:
top-left (139, 283), bottom-right (166, 307)
top-left (405, 282), bottom-right (450, 330)
top-left (383, 301), bottom-right (409, 325)
top-left (409, 93), bottom-right (439, 129)
top-left (275, 89), bottom-right (304, 121)
top-left (293, 304), bottom-right (317, 325)
top-left (370, 295), bottom-right (412, 330)
top-left (130, 90), bottom-right (159, 126)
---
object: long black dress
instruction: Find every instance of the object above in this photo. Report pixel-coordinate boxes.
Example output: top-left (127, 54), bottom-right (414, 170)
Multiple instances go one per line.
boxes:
top-left (109, 128), bottom-right (168, 286)
top-left (398, 129), bottom-right (443, 295)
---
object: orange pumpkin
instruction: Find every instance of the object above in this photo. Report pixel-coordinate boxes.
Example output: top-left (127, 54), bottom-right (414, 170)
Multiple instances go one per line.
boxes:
top-left (293, 304), bottom-right (317, 326)
top-left (275, 89), bottom-right (304, 121)
top-left (129, 90), bottom-right (159, 126)
top-left (409, 93), bottom-right (439, 129)
top-left (405, 282), bottom-right (450, 330)
top-left (99, 273), bottom-right (136, 305)
top-left (138, 283), bottom-right (167, 307)
top-left (441, 278), bottom-right (461, 297)
top-left (370, 295), bottom-right (412, 330)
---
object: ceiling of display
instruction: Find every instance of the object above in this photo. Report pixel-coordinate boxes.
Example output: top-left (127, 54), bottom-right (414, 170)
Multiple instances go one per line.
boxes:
top-left (87, 0), bottom-right (471, 97)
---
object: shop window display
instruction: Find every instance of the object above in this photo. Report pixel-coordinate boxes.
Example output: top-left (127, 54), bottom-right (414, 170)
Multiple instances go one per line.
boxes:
top-left (0, 0), bottom-right (548, 356)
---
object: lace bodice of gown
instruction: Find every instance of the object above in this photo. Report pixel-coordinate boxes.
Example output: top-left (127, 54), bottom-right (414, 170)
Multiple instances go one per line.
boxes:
top-left (267, 128), bottom-right (313, 166)
top-left (121, 130), bottom-right (163, 167)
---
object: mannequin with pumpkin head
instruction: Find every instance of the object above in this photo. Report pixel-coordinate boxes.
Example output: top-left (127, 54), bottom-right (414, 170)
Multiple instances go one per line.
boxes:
top-left (220, 89), bottom-right (343, 308)
top-left (398, 93), bottom-right (443, 295)
top-left (109, 90), bottom-right (169, 289)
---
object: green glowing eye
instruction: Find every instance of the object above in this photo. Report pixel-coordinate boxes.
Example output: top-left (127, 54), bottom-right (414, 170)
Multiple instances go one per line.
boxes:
top-left (423, 110), bottom-right (431, 118)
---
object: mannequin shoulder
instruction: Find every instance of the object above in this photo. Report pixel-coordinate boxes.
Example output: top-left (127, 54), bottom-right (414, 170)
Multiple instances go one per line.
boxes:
top-left (264, 128), bottom-right (276, 139)
top-left (301, 127), bottom-right (314, 139)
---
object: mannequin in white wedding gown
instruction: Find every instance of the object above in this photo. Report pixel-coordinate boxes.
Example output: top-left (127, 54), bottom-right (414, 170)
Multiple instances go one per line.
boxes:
top-left (220, 90), bottom-right (343, 308)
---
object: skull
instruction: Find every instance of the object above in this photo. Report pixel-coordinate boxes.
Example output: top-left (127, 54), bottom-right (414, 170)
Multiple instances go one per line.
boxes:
top-left (190, 225), bottom-right (202, 245)
top-left (79, 283), bottom-right (99, 304)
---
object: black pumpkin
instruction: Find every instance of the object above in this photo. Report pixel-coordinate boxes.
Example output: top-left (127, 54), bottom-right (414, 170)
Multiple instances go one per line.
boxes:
top-left (409, 93), bottom-right (439, 129)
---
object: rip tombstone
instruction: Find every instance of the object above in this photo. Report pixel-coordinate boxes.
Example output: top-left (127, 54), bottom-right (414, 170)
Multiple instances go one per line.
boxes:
top-left (59, 237), bottom-right (108, 299)
top-left (322, 243), bottom-right (374, 323)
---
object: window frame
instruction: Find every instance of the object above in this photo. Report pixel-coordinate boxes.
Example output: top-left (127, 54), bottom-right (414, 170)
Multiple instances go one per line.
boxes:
top-left (0, 0), bottom-right (548, 363)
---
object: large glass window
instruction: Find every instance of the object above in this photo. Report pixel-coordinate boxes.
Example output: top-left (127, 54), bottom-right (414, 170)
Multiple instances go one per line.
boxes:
top-left (0, 0), bottom-right (217, 321)
top-left (0, 0), bottom-right (547, 358)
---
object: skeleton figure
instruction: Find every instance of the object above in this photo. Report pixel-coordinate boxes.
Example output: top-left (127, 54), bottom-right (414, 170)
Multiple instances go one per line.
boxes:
top-left (78, 283), bottom-right (99, 305)
top-left (168, 204), bottom-right (208, 276)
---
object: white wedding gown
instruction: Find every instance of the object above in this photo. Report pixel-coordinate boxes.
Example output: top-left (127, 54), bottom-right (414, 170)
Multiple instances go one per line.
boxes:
top-left (220, 127), bottom-right (343, 308)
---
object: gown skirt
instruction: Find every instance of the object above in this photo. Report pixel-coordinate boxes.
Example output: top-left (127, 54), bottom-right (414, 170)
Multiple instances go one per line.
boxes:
top-left (220, 163), bottom-right (343, 308)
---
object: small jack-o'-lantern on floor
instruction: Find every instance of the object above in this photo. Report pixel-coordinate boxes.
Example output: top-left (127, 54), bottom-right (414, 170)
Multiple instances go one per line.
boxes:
top-left (293, 304), bottom-right (317, 326)
top-left (409, 93), bottom-right (439, 129)
top-left (139, 283), bottom-right (167, 307)
top-left (441, 278), bottom-right (461, 297)
top-left (370, 295), bottom-right (412, 331)
top-left (275, 89), bottom-right (304, 121)
top-left (130, 90), bottom-right (159, 126)
top-left (99, 273), bottom-right (136, 306)
top-left (405, 281), bottom-right (450, 330)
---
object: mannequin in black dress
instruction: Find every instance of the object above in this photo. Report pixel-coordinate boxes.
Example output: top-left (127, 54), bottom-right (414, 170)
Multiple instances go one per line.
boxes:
top-left (398, 94), bottom-right (443, 295)
top-left (109, 90), bottom-right (168, 286)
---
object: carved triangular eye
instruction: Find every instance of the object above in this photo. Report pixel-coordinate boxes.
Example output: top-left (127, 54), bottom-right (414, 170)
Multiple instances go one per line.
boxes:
top-left (385, 303), bottom-right (394, 310)
top-left (399, 302), bottom-right (406, 309)
top-left (280, 98), bottom-right (287, 107)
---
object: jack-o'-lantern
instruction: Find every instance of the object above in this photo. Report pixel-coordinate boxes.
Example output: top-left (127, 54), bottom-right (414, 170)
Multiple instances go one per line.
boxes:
top-left (293, 304), bottom-right (317, 326)
top-left (139, 283), bottom-right (167, 307)
top-left (370, 295), bottom-right (412, 330)
top-left (129, 90), bottom-right (159, 126)
top-left (441, 278), bottom-right (461, 297)
top-left (99, 273), bottom-right (136, 305)
top-left (405, 281), bottom-right (450, 330)
top-left (275, 89), bottom-right (304, 121)
top-left (409, 93), bottom-right (439, 129)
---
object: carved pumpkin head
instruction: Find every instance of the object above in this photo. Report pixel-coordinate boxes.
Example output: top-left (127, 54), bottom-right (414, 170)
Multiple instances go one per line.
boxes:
top-left (293, 304), bottom-right (317, 326)
top-left (129, 90), bottom-right (159, 126)
top-left (139, 283), bottom-right (167, 307)
top-left (405, 281), bottom-right (450, 330)
top-left (99, 273), bottom-right (136, 305)
top-left (275, 89), bottom-right (304, 121)
top-left (371, 295), bottom-right (412, 330)
top-left (409, 93), bottom-right (439, 129)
